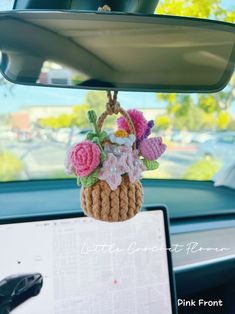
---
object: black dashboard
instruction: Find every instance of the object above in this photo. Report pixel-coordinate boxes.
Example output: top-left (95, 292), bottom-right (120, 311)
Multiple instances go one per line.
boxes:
top-left (1, 179), bottom-right (235, 301)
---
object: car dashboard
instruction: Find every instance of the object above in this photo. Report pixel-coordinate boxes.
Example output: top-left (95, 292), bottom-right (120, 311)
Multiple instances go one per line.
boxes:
top-left (0, 179), bottom-right (235, 306)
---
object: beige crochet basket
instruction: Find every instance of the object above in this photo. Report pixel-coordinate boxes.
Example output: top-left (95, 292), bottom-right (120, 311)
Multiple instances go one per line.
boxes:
top-left (80, 92), bottom-right (143, 222)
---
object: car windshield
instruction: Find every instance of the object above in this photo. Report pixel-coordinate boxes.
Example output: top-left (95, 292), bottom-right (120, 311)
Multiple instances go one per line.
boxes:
top-left (0, 279), bottom-right (14, 296)
top-left (0, 0), bottom-right (234, 183)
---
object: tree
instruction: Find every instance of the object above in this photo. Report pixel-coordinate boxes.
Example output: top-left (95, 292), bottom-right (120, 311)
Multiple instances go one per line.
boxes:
top-left (183, 156), bottom-right (221, 180)
top-left (0, 151), bottom-right (22, 181)
top-left (85, 91), bottom-right (108, 116)
top-left (155, 1), bottom-right (235, 132)
top-left (84, 91), bottom-right (116, 128)
top-left (155, 115), bottom-right (170, 131)
top-left (156, 0), bottom-right (235, 22)
top-left (217, 111), bottom-right (231, 130)
top-left (38, 104), bottom-right (90, 129)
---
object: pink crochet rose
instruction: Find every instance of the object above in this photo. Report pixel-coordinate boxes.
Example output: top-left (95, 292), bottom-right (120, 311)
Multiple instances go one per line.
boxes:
top-left (117, 109), bottom-right (148, 140)
top-left (140, 137), bottom-right (167, 160)
top-left (69, 141), bottom-right (100, 177)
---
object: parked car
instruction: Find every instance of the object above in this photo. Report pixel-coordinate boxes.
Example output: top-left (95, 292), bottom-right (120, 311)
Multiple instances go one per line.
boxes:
top-left (199, 132), bottom-right (235, 163)
top-left (52, 128), bottom-right (70, 143)
top-left (171, 131), bottom-right (197, 144)
top-left (191, 132), bottom-right (213, 144)
top-left (0, 273), bottom-right (43, 314)
top-left (16, 131), bottom-right (33, 142)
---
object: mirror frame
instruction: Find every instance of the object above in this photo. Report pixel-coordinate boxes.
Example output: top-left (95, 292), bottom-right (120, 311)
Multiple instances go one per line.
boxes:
top-left (0, 10), bottom-right (235, 93)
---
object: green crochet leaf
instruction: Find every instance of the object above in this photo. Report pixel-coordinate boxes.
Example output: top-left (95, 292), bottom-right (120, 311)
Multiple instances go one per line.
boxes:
top-left (143, 159), bottom-right (159, 171)
top-left (101, 151), bottom-right (107, 162)
top-left (92, 136), bottom-right (99, 144)
top-left (86, 131), bottom-right (96, 140)
top-left (77, 177), bottom-right (81, 186)
top-left (87, 110), bottom-right (97, 123)
top-left (80, 169), bottom-right (99, 187)
top-left (99, 131), bottom-right (108, 142)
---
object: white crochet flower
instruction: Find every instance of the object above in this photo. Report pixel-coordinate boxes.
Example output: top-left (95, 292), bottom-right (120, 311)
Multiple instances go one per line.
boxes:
top-left (109, 133), bottom-right (136, 147)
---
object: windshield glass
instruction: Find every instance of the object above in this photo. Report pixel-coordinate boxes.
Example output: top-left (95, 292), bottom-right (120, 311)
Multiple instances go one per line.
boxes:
top-left (0, 0), bottom-right (234, 183)
top-left (0, 279), bottom-right (13, 296)
top-left (0, 74), bottom-right (234, 182)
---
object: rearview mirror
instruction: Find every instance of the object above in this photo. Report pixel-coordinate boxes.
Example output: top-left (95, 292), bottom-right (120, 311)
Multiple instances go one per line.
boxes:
top-left (0, 11), bottom-right (234, 93)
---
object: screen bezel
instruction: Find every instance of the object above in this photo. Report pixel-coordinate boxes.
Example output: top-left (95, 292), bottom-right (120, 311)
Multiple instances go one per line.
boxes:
top-left (0, 207), bottom-right (178, 313)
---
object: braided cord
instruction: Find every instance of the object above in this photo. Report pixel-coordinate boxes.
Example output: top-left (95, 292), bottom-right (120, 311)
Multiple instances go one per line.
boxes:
top-left (97, 91), bottom-right (136, 149)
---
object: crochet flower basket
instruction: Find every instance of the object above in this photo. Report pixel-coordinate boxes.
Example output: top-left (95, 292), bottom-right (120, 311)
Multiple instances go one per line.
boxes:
top-left (65, 92), bottom-right (167, 222)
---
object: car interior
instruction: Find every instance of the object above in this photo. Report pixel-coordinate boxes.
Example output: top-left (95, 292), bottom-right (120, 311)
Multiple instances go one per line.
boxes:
top-left (0, 1), bottom-right (235, 314)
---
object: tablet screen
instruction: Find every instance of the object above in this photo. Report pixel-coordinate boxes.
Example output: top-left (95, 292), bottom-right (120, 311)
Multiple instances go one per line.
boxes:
top-left (0, 210), bottom-right (176, 314)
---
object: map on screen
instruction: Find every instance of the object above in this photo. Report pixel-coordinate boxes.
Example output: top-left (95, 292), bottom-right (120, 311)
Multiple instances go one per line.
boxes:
top-left (0, 211), bottom-right (173, 314)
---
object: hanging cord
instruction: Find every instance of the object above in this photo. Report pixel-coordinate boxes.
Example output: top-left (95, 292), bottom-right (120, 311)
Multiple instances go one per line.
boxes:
top-left (98, 4), bottom-right (111, 12)
top-left (97, 91), bottom-right (137, 150)
top-left (106, 91), bottom-right (119, 114)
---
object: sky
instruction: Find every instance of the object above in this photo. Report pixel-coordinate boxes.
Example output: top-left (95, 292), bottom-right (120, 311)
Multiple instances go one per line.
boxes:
top-left (0, 82), bottom-right (158, 113)
top-left (222, 0), bottom-right (235, 10)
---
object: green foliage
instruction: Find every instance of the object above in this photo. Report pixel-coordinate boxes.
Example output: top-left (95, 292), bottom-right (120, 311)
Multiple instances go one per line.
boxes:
top-left (72, 104), bottom-right (90, 127)
top-left (38, 91), bottom-right (116, 130)
top-left (156, 0), bottom-right (235, 22)
top-left (143, 159), bottom-right (159, 171)
top-left (143, 168), bottom-right (172, 179)
top-left (49, 171), bottom-right (75, 179)
top-left (85, 91), bottom-right (116, 128)
top-left (156, 80), bottom-right (235, 131)
top-left (80, 169), bottom-right (99, 187)
top-left (38, 104), bottom-right (90, 129)
top-left (217, 111), bottom-right (231, 130)
top-left (0, 151), bottom-right (22, 181)
top-left (85, 91), bottom-right (107, 116)
top-left (173, 105), bottom-right (205, 131)
top-left (198, 95), bottom-right (219, 113)
top-left (155, 115), bottom-right (170, 131)
top-left (225, 11), bottom-right (235, 23)
top-left (228, 119), bottom-right (235, 131)
top-left (72, 73), bottom-right (87, 85)
top-left (155, 1), bottom-right (235, 133)
top-left (183, 157), bottom-right (221, 181)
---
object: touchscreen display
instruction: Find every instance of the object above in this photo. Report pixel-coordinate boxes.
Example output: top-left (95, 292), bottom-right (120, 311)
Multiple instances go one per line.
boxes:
top-left (0, 211), bottom-right (174, 314)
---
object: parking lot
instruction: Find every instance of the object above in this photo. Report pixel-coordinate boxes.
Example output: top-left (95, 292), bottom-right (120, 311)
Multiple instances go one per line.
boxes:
top-left (1, 128), bottom-right (234, 181)
top-left (0, 136), bottom-right (199, 180)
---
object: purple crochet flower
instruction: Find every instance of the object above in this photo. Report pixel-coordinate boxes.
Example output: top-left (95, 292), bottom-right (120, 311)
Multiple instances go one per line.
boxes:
top-left (144, 120), bottom-right (154, 138)
top-left (136, 120), bottom-right (155, 148)
top-left (140, 137), bottom-right (167, 160)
